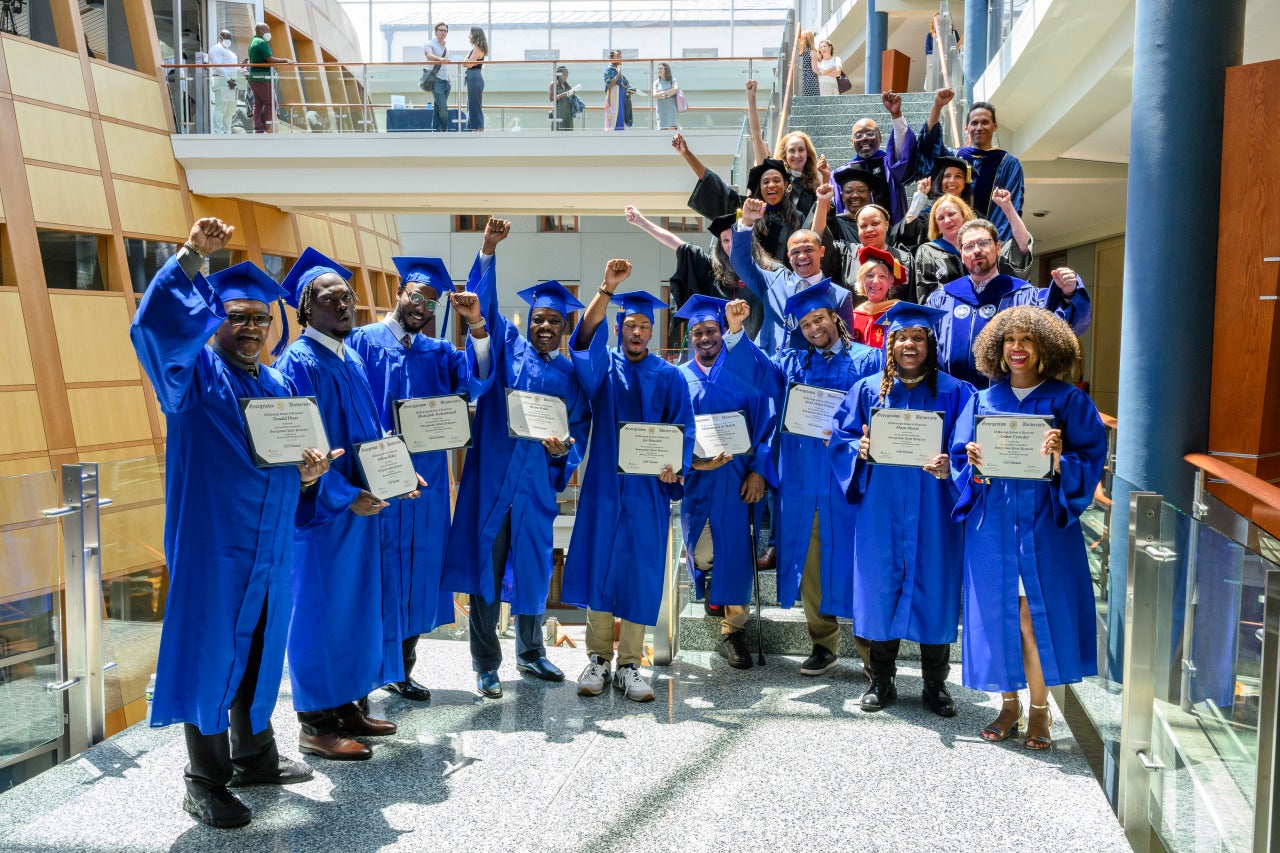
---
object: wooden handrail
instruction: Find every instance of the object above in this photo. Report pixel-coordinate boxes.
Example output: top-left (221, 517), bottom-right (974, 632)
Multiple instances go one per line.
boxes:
top-left (773, 31), bottom-right (802, 151)
top-left (1185, 453), bottom-right (1280, 514)
top-left (1099, 412), bottom-right (1117, 429)
top-left (165, 56), bottom-right (774, 70)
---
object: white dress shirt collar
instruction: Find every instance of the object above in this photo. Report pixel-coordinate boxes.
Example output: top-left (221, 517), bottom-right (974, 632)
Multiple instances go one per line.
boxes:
top-left (303, 325), bottom-right (345, 360)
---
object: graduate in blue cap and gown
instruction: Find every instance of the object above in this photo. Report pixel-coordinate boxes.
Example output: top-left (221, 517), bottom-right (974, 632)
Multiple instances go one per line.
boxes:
top-left (445, 220), bottom-right (593, 696)
top-left (563, 261), bottom-right (695, 702)
top-left (827, 302), bottom-right (975, 716)
top-left (273, 247), bottom-right (412, 762)
top-left (674, 295), bottom-right (775, 670)
top-left (347, 254), bottom-right (494, 703)
top-left (721, 280), bottom-right (882, 679)
top-left (950, 306), bottom-right (1107, 750)
top-left (130, 218), bottom-right (333, 828)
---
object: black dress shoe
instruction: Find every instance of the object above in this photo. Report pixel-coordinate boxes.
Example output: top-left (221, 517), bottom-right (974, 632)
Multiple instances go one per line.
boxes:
top-left (861, 676), bottom-right (897, 712)
top-left (517, 657), bottom-right (566, 682)
top-left (703, 601), bottom-right (725, 617)
top-left (385, 679), bottom-right (432, 702)
top-left (922, 679), bottom-right (957, 717)
top-left (229, 757), bottom-right (314, 787)
top-left (183, 786), bottom-right (252, 828)
top-left (799, 645), bottom-right (838, 676)
top-left (717, 631), bottom-right (754, 670)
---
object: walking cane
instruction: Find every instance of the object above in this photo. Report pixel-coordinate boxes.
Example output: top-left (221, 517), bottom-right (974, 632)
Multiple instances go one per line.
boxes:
top-left (749, 504), bottom-right (766, 666)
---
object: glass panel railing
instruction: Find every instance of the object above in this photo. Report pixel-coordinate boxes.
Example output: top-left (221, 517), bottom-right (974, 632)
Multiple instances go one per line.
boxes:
top-left (0, 469), bottom-right (65, 779)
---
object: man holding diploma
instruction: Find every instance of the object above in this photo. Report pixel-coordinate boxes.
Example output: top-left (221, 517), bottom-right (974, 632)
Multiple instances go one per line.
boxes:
top-left (564, 263), bottom-right (695, 702)
top-left (275, 248), bottom-right (407, 761)
top-left (348, 254), bottom-right (493, 703)
top-left (445, 221), bottom-right (592, 696)
top-left (721, 283), bottom-right (881, 679)
top-left (827, 303), bottom-right (975, 716)
top-left (675, 295), bottom-right (775, 669)
top-left (130, 219), bottom-right (334, 828)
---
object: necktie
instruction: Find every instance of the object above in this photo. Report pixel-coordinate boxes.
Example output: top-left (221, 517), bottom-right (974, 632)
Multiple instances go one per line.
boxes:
top-left (822, 349), bottom-right (835, 362)
top-left (401, 334), bottom-right (413, 348)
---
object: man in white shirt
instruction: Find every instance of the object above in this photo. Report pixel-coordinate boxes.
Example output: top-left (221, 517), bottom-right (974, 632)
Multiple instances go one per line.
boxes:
top-left (209, 30), bottom-right (238, 134)
top-left (424, 22), bottom-right (451, 132)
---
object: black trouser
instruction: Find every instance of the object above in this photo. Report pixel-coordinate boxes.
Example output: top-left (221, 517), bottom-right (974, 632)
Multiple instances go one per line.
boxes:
top-left (868, 639), bottom-right (951, 682)
top-left (469, 512), bottom-right (546, 672)
top-left (183, 598), bottom-right (278, 793)
top-left (297, 702), bottom-right (361, 735)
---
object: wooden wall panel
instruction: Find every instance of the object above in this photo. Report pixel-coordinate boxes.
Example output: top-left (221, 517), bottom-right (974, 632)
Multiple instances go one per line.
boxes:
top-left (90, 64), bottom-right (169, 129)
top-left (0, 456), bottom-right (54, 478)
top-left (100, 503), bottom-right (165, 580)
top-left (253, 205), bottom-right (299, 256)
top-left (190, 196), bottom-right (249, 250)
top-left (101, 123), bottom-right (179, 184)
top-left (26, 165), bottom-right (111, 230)
top-left (113, 181), bottom-right (186, 237)
top-left (13, 103), bottom-right (100, 170)
top-left (296, 215), bottom-right (334, 256)
top-left (0, 190), bottom-right (5, 218)
top-left (356, 214), bottom-right (374, 230)
top-left (331, 221), bottom-right (358, 263)
top-left (358, 229), bottom-right (379, 271)
top-left (66, 385), bottom-right (152, 445)
top-left (3, 40), bottom-right (88, 110)
top-left (49, 294), bottom-right (141, 382)
top-left (0, 292), bottom-right (36, 385)
top-left (0, 391), bottom-right (48, 454)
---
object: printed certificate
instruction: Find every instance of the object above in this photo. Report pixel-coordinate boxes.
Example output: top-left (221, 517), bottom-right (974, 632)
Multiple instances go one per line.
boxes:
top-left (354, 436), bottom-right (419, 500)
top-left (782, 383), bottom-right (846, 440)
top-left (974, 414), bottom-right (1056, 481)
top-left (693, 410), bottom-right (750, 460)
top-left (239, 396), bottom-right (330, 468)
top-left (868, 408), bottom-right (945, 467)
top-left (617, 422), bottom-right (684, 476)
top-left (506, 388), bottom-right (570, 442)
top-left (394, 395), bottom-right (471, 453)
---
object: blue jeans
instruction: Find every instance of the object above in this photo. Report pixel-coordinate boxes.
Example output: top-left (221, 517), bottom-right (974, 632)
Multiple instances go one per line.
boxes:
top-left (468, 513), bottom-right (547, 671)
top-left (465, 67), bottom-right (484, 130)
top-left (432, 77), bottom-right (450, 131)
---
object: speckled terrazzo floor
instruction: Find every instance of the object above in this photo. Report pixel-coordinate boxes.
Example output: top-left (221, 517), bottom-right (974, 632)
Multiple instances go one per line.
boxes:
top-left (0, 638), bottom-right (1131, 853)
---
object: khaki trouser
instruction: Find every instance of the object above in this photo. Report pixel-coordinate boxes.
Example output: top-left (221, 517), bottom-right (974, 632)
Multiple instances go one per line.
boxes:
top-left (801, 512), bottom-right (871, 670)
top-left (692, 522), bottom-right (750, 636)
top-left (585, 610), bottom-right (647, 667)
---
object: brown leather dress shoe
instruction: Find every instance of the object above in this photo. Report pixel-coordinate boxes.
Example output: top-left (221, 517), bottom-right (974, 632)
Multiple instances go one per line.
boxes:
top-left (755, 546), bottom-right (776, 570)
top-left (298, 731), bottom-right (372, 761)
top-left (338, 711), bottom-right (397, 737)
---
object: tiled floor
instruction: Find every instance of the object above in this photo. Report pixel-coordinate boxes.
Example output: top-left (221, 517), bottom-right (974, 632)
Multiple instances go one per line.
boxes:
top-left (0, 638), bottom-right (1132, 853)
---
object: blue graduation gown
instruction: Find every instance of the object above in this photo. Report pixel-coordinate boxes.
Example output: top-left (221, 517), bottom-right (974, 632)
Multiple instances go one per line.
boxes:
top-left (562, 324), bottom-right (695, 625)
top-left (678, 350), bottom-right (776, 606)
top-left (950, 379), bottom-right (1107, 692)
top-left (441, 256), bottom-right (591, 615)
top-left (347, 321), bottom-right (491, 642)
top-left (723, 335), bottom-right (883, 614)
top-left (828, 372), bottom-right (975, 643)
top-left (274, 335), bottom-right (402, 711)
top-left (925, 274), bottom-right (1092, 388)
top-left (130, 256), bottom-right (316, 735)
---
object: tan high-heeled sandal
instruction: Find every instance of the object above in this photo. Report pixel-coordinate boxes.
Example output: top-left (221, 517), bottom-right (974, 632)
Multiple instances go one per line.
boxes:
top-left (980, 695), bottom-right (1023, 742)
top-left (1024, 702), bottom-right (1052, 750)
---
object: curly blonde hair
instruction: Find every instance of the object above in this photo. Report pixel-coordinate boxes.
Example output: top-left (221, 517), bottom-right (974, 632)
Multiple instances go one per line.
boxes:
top-left (927, 193), bottom-right (976, 241)
top-left (972, 306), bottom-right (1081, 381)
top-left (773, 132), bottom-right (821, 193)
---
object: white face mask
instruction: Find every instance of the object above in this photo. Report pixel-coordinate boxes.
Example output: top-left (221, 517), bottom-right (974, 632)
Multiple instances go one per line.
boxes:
top-left (220, 38), bottom-right (231, 48)
top-left (262, 31), bottom-right (272, 41)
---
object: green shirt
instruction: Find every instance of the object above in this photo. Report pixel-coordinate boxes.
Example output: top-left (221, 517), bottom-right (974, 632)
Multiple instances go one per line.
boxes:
top-left (247, 36), bottom-right (273, 82)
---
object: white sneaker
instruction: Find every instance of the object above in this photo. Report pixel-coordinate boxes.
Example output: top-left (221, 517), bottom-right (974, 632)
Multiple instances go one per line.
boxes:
top-left (577, 655), bottom-right (611, 696)
top-left (612, 664), bottom-right (654, 702)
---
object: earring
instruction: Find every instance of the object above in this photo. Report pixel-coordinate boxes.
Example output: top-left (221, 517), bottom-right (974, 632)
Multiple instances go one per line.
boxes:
top-left (1038, 361), bottom-right (1045, 375)
top-left (1000, 358), bottom-right (1009, 372)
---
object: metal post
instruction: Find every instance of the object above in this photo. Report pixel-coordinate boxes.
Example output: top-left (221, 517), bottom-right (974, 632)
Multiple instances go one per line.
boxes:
top-left (55, 465), bottom-right (91, 755)
top-left (1179, 469), bottom-right (1206, 711)
top-left (962, 0), bottom-right (987, 103)
top-left (1255, 567), bottom-right (1280, 853)
top-left (652, 505), bottom-right (681, 666)
top-left (1118, 491), bottom-right (1163, 853)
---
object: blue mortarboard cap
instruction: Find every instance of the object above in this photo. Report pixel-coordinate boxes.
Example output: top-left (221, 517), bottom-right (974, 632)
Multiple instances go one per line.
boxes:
top-left (674, 294), bottom-right (728, 329)
top-left (610, 290), bottom-right (668, 325)
top-left (279, 247), bottom-right (352, 308)
top-left (391, 256), bottom-right (453, 296)
top-left (876, 302), bottom-right (949, 337)
top-left (782, 279), bottom-right (836, 329)
top-left (204, 261), bottom-right (293, 357)
top-left (516, 280), bottom-right (584, 316)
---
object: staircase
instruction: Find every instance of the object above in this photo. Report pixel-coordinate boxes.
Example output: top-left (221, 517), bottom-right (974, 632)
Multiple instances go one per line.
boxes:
top-left (786, 91), bottom-right (940, 165)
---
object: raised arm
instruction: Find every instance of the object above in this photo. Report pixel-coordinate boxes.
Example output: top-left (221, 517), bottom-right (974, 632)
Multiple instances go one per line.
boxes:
top-left (672, 131), bottom-right (709, 180)
top-left (571, 259), bottom-right (633, 350)
top-left (746, 79), bottom-right (770, 167)
top-left (624, 205), bottom-right (684, 252)
top-left (924, 86), bottom-right (954, 133)
top-left (991, 188), bottom-right (1031, 255)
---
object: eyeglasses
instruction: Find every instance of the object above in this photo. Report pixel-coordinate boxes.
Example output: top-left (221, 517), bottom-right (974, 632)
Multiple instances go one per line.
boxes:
top-left (435, 26), bottom-right (448, 33)
top-left (226, 312), bottom-right (272, 328)
top-left (316, 290), bottom-right (356, 307)
top-left (960, 238), bottom-right (995, 253)
top-left (851, 130), bottom-right (880, 141)
top-left (405, 291), bottom-right (438, 311)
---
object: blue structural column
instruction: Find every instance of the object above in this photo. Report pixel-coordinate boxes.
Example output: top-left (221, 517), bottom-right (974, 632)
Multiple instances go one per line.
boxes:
top-left (1106, 0), bottom-right (1245, 680)
top-left (962, 0), bottom-right (988, 102)
top-left (865, 3), bottom-right (887, 93)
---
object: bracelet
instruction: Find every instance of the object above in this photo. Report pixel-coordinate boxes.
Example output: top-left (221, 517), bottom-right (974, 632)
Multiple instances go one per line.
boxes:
top-left (181, 241), bottom-right (203, 258)
top-left (468, 319), bottom-right (487, 330)
top-left (597, 286), bottom-right (614, 297)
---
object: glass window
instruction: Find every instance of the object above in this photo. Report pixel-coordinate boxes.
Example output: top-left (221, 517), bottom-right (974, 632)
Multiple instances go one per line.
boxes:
top-left (203, 249), bottom-right (238, 276)
top-left (124, 238), bottom-right (179, 294)
top-left (538, 216), bottom-right (578, 233)
top-left (455, 215), bottom-right (491, 233)
top-left (37, 230), bottom-right (105, 291)
top-left (525, 49), bottom-right (560, 61)
top-left (2, 0), bottom-right (61, 49)
top-left (261, 254), bottom-right (292, 283)
top-left (682, 47), bottom-right (718, 58)
top-left (661, 216), bottom-right (703, 233)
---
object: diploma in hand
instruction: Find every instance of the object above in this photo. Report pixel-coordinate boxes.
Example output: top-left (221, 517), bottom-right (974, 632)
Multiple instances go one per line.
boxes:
top-left (354, 436), bottom-right (419, 500)
top-left (693, 410), bottom-right (750, 460)
top-left (239, 396), bottom-right (330, 468)
top-left (617, 422), bottom-right (684, 476)
top-left (868, 408), bottom-right (945, 467)
top-left (506, 388), bottom-right (571, 442)
top-left (782, 382), bottom-right (846, 440)
top-left (974, 414), bottom-right (1055, 480)
top-left (394, 394), bottom-right (472, 453)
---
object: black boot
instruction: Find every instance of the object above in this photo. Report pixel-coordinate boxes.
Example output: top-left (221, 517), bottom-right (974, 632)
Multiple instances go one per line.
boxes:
top-left (922, 679), bottom-right (957, 717)
top-left (717, 630), bottom-right (754, 670)
top-left (860, 675), bottom-right (897, 712)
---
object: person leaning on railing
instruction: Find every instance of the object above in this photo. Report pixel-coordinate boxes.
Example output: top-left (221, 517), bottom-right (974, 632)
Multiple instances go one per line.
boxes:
top-left (950, 306), bottom-right (1108, 751)
top-left (246, 22), bottom-right (295, 134)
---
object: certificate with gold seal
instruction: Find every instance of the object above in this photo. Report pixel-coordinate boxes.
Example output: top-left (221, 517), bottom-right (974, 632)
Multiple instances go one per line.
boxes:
top-left (505, 388), bottom-right (571, 442)
top-left (868, 408), bottom-right (945, 467)
top-left (239, 396), bottom-right (330, 468)
top-left (782, 382), bottom-right (846, 440)
top-left (617, 422), bottom-right (684, 476)
top-left (693, 410), bottom-right (750, 460)
top-left (393, 394), bottom-right (472, 453)
top-left (354, 436), bottom-right (420, 500)
top-left (974, 414), bottom-right (1055, 480)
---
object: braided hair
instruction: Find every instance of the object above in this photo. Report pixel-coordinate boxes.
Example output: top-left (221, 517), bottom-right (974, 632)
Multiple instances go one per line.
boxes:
top-left (878, 328), bottom-right (940, 404)
top-left (296, 279), bottom-right (317, 328)
top-left (801, 309), bottom-right (854, 372)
